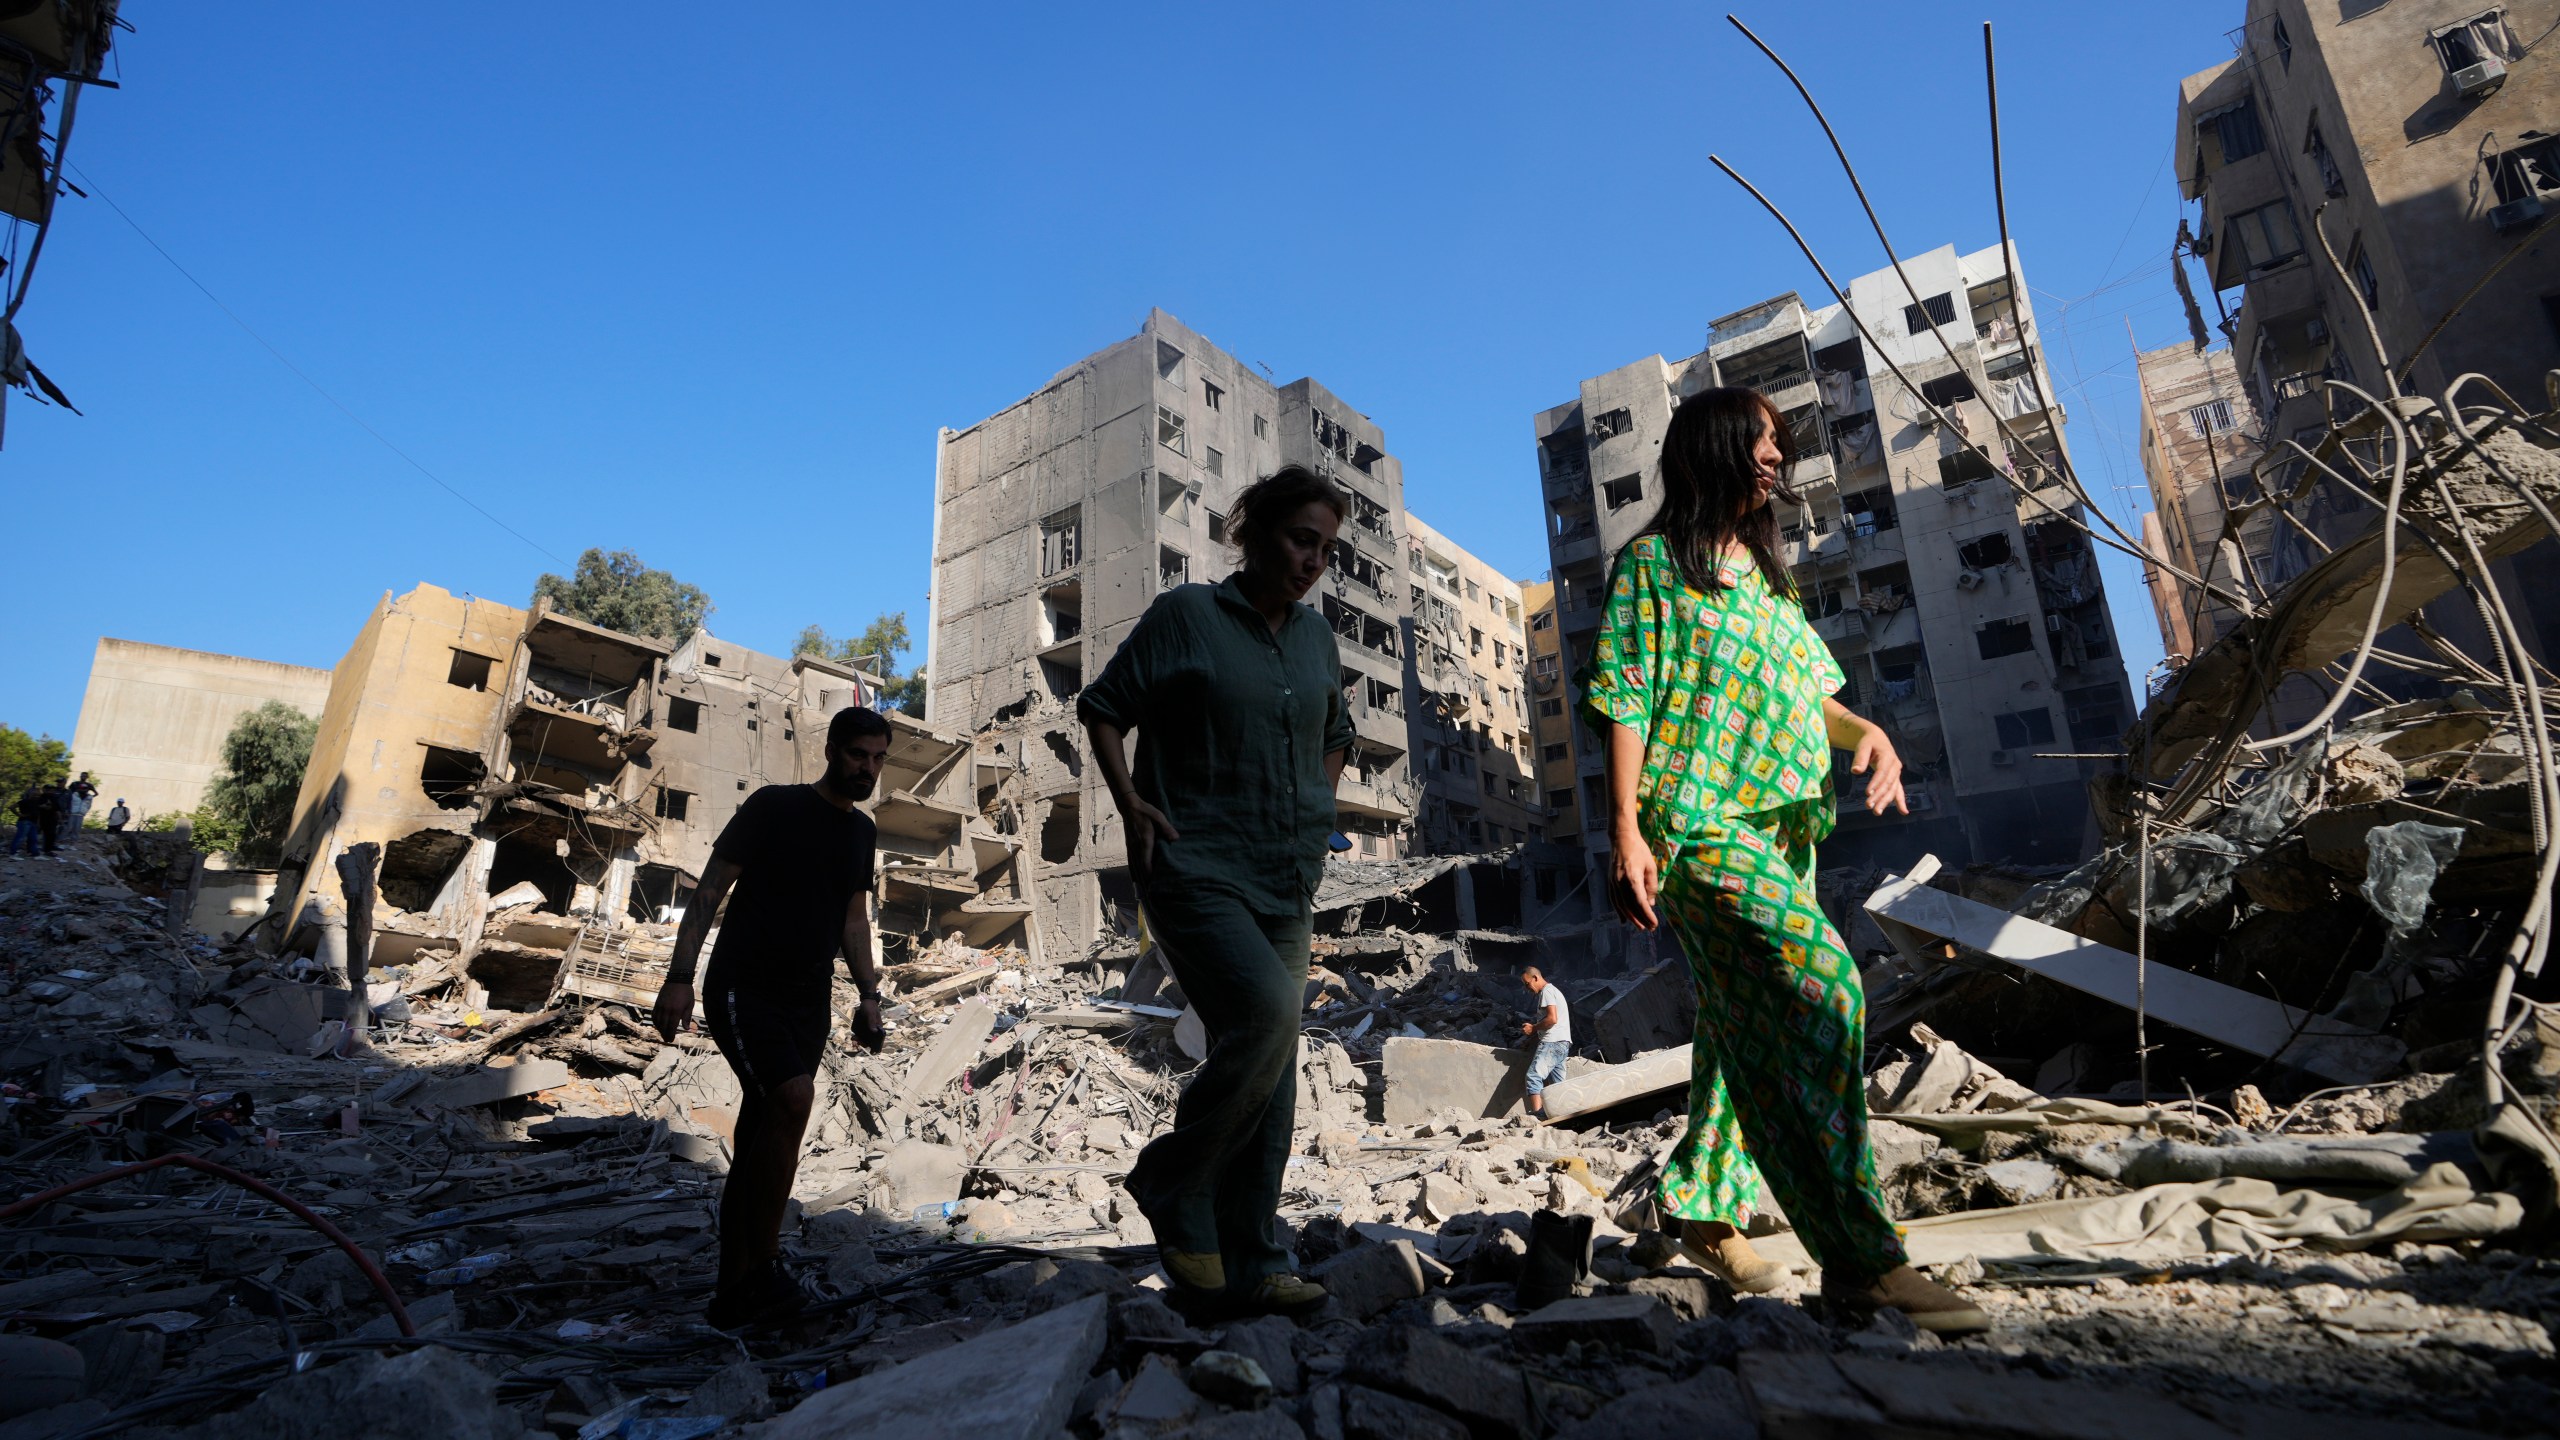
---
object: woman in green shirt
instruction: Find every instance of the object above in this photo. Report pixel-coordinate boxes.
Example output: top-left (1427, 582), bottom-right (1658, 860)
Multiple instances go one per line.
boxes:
top-left (1081, 465), bottom-right (1354, 1318)
top-left (1576, 386), bottom-right (1988, 1335)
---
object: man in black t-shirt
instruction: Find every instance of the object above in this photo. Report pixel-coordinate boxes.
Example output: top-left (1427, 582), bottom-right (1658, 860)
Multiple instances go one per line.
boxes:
top-left (654, 706), bottom-right (891, 1329)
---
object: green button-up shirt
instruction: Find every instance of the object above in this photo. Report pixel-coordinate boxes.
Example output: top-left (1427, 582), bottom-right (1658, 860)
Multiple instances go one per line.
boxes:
top-left (1078, 575), bottom-right (1357, 917)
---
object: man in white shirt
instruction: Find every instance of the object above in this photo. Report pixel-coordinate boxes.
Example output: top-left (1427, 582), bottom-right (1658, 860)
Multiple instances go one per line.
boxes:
top-left (1518, 966), bottom-right (1571, 1118)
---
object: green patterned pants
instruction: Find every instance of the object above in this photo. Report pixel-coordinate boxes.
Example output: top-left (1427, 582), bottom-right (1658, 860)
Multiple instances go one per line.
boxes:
top-left (1652, 801), bottom-right (1908, 1281)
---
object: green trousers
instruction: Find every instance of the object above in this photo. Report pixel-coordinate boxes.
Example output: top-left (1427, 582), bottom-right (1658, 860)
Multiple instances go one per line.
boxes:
top-left (1124, 885), bottom-right (1311, 1293)
top-left (1652, 801), bottom-right (1907, 1281)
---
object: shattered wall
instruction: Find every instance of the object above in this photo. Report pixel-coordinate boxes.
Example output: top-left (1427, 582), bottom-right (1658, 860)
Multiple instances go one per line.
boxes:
top-left (276, 584), bottom-right (526, 963)
top-left (68, 637), bottom-right (334, 826)
top-left (2176, 3), bottom-right (2560, 673)
top-left (929, 309), bottom-right (1418, 954)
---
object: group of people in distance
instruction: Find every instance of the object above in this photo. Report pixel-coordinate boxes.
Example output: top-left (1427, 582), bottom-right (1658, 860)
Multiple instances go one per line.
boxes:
top-left (661, 383), bottom-right (1988, 1336)
top-left (8, 772), bottom-right (116, 859)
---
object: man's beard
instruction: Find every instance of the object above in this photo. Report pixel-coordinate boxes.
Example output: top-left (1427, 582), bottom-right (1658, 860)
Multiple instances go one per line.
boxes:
top-left (833, 768), bottom-right (878, 802)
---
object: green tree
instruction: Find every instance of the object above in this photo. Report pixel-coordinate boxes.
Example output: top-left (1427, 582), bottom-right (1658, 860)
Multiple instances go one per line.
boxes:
top-left (796, 612), bottom-right (927, 713)
top-left (532, 548), bottom-right (712, 644)
top-left (0, 724), bottom-right (71, 808)
top-left (202, 701), bottom-right (318, 865)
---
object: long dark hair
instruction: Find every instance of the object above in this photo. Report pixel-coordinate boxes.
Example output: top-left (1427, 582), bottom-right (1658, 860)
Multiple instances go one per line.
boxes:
top-left (1226, 464), bottom-right (1349, 566)
top-left (1647, 386), bottom-right (1799, 595)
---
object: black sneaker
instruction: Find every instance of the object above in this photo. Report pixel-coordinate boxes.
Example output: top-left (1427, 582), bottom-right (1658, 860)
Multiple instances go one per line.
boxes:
top-left (706, 1261), bottom-right (825, 1330)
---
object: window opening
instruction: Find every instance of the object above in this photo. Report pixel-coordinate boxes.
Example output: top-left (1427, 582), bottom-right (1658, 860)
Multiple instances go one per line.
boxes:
top-left (1041, 507), bottom-right (1083, 576)
top-left (1939, 449), bottom-right (1998, 487)
top-left (1976, 617), bottom-right (2036, 660)
top-left (667, 696), bottom-right (701, 732)
top-left (1955, 532), bottom-right (2014, 569)
top-left (1918, 372), bottom-right (1977, 409)
top-left (2350, 242), bottom-right (2380, 309)
top-left (1993, 708), bottom-right (2056, 748)
top-left (1901, 293), bottom-right (1957, 334)
top-left (419, 746), bottom-right (484, 809)
top-left (1842, 486), bottom-right (1898, 534)
top-left (2271, 14), bottom-right (2292, 68)
top-left (1203, 379), bottom-right (1223, 411)
top-left (445, 649), bottom-right (496, 691)
top-left (2432, 10), bottom-right (2517, 72)
top-left (1156, 405), bottom-right (1187, 456)
top-left (1253, 413), bottom-right (1268, 439)
top-left (2185, 399), bottom-right (2237, 437)
top-left (1205, 445), bottom-right (1223, 477)
top-left (1156, 340), bottom-right (1184, 387)
top-left (2203, 97), bottom-right (2265, 163)
top-left (1591, 407), bottom-right (1633, 441)
top-left (2306, 122), bottom-right (2345, 197)
top-left (1603, 474), bottom-right (1644, 510)
top-left (655, 787), bottom-right (692, 822)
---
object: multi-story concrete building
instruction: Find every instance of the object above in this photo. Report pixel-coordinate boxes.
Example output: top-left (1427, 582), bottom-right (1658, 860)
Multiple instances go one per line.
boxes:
top-left (2136, 342), bottom-right (2272, 664)
top-left (2175, 0), bottom-right (2560, 659)
top-left (1534, 243), bottom-right (2139, 933)
top-left (1401, 512), bottom-right (1539, 854)
top-left (70, 638), bottom-right (335, 824)
top-left (1520, 580), bottom-right (1582, 842)
top-left (928, 310), bottom-right (1418, 952)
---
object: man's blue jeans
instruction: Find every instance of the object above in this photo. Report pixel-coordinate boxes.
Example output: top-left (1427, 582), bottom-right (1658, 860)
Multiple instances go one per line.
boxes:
top-left (9, 819), bottom-right (50, 856)
top-left (1525, 1040), bottom-right (1571, 1098)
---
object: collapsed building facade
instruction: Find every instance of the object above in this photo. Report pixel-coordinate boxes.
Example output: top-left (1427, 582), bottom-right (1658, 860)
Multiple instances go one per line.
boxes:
top-left (267, 582), bottom-right (1031, 1003)
top-left (928, 309), bottom-right (1560, 956)
top-left (2171, 0), bottom-right (2560, 674)
top-left (1534, 244), bottom-right (2141, 963)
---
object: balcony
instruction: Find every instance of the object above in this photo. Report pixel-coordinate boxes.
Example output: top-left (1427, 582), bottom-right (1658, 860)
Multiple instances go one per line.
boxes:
top-left (1550, 521), bottom-right (1603, 570)
top-left (1785, 528), bottom-right (1852, 571)
top-left (1335, 773), bottom-right (1412, 822)
top-left (1810, 609), bottom-right (1866, 645)
top-left (1708, 295), bottom-right (1809, 357)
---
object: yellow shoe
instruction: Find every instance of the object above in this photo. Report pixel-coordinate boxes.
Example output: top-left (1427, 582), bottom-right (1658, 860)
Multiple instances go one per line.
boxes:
top-left (1677, 1220), bottom-right (1786, 1295)
top-left (1823, 1264), bottom-right (1991, 1335)
top-left (1161, 1250), bottom-right (1226, 1294)
top-left (1246, 1273), bottom-right (1327, 1316)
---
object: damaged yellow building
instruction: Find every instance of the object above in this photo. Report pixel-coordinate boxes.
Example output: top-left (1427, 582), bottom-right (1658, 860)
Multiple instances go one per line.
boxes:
top-left (274, 582), bottom-right (1031, 1002)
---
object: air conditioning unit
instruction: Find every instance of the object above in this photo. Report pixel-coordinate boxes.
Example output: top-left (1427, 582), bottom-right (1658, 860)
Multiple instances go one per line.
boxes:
top-left (1955, 569), bottom-right (1985, 591)
top-left (1988, 748), bottom-right (2016, 767)
top-left (2046, 613), bottom-right (2068, 633)
top-left (2453, 58), bottom-right (2507, 100)
top-left (2491, 196), bottom-right (2546, 234)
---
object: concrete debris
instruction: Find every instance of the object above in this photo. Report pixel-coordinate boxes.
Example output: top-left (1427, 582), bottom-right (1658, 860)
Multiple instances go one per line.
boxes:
top-left (1, 813), bottom-right (2555, 1439)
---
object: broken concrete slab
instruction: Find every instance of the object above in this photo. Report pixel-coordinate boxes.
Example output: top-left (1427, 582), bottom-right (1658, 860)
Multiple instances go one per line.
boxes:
top-left (877, 1139), bottom-right (968, 1212)
top-left (1587, 961), bottom-right (1693, 1063)
top-left (898, 999), bottom-right (996, 1109)
top-left (1557, 1369), bottom-right (1757, 1440)
top-left (1379, 1037), bottom-right (1530, 1125)
top-left (1337, 1383), bottom-right (1470, 1440)
top-left (1341, 1323), bottom-right (1531, 1439)
top-left (744, 1294), bottom-right (1106, 1440)
top-left (1511, 1294), bottom-right (1677, 1355)
top-left (0, 1337), bottom-right (83, 1420)
top-left (1863, 861), bottom-right (2403, 1084)
top-left (1536, 1044), bottom-right (1691, 1124)
top-left (411, 1058), bottom-right (570, 1109)
top-left (1314, 1239), bottom-right (1426, 1321)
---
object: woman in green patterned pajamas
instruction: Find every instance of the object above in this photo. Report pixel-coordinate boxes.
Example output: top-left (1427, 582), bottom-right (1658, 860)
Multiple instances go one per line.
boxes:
top-left (1574, 386), bottom-right (1988, 1335)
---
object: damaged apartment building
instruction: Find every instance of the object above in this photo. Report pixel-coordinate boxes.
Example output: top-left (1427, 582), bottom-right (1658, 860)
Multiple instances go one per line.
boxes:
top-left (929, 309), bottom-right (1554, 954)
top-left (1534, 243), bottom-right (2140, 937)
top-left (264, 582), bottom-right (1030, 1003)
top-left (2162, 0), bottom-right (2560, 682)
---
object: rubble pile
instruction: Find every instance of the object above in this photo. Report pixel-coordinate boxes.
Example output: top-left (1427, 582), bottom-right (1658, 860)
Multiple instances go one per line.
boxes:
top-left (1, 820), bottom-right (2556, 1439)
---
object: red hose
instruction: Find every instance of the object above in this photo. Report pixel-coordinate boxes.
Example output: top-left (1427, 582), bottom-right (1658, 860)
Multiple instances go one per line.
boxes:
top-left (0, 1152), bottom-right (415, 1337)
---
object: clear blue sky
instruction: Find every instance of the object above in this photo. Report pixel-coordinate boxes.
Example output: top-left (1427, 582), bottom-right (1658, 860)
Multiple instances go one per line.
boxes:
top-left (6, 2), bottom-right (2235, 744)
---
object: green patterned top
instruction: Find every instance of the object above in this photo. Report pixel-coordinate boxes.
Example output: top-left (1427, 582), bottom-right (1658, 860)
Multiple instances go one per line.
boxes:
top-left (1574, 534), bottom-right (1845, 847)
